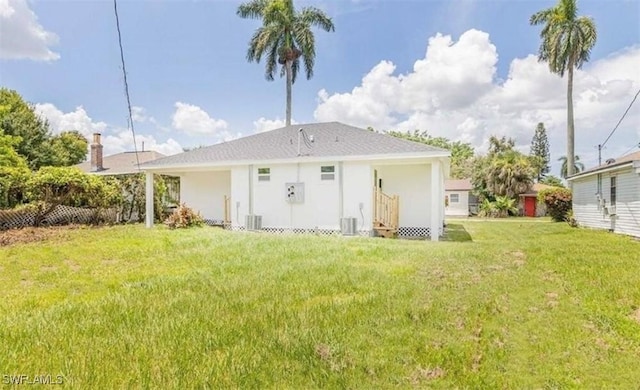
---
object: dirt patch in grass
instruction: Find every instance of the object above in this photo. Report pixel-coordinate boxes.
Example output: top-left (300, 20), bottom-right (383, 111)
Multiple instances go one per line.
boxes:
top-left (629, 308), bottom-right (640, 324)
top-left (410, 366), bottom-right (445, 384)
top-left (509, 250), bottom-right (527, 266)
top-left (0, 225), bottom-right (83, 247)
top-left (64, 259), bottom-right (81, 272)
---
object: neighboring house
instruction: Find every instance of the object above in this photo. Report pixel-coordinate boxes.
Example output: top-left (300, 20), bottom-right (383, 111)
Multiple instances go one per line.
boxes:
top-left (75, 133), bottom-right (180, 214)
top-left (518, 183), bottom-right (555, 217)
top-left (75, 133), bottom-right (167, 175)
top-left (444, 179), bottom-right (473, 217)
top-left (141, 122), bottom-right (451, 240)
top-left (567, 151), bottom-right (640, 237)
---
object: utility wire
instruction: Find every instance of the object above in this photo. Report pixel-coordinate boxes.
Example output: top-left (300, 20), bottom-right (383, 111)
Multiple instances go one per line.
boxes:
top-left (113, 0), bottom-right (141, 171)
top-left (618, 142), bottom-right (640, 158)
top-left (601, 88), bottom-right (640, 148)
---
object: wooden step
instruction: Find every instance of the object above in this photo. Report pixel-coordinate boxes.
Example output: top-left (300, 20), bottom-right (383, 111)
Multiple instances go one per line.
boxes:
top-left (373, 226), bottom-right (398, 238)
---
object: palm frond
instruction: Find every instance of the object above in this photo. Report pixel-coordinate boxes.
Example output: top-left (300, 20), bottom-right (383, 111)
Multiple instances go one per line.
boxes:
top-left (265, 35), bottom-right (282, 81)
top-left (291, 57), bottom-right (300, 84)
top-left (293, 22), bottom-right (316, 79)
top-left (299, 7), bottom-right (335, 32)
top-left (237, 0), bottom-right (268, 19)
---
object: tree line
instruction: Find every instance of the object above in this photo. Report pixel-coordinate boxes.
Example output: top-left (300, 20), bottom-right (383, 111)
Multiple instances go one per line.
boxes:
top-left (0, 88), bottom-right (169, 226)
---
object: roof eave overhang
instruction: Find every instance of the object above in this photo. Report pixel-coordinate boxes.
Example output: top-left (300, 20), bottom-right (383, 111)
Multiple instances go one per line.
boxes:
top-left (141, 151), bottom-right (451, 172)
top-left (567, 161), bottom-right (636, 181)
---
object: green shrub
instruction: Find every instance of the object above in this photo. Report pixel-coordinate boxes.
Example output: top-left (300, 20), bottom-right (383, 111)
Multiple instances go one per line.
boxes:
top-left (112, 174), bottom-right (168, 223)
top-left (494, 196), bottom-right (517, 218)
top-left (164, 204), bottom-right (204, 229)
top-left (0, 166), bottom-right (29, 208)
top-left (478, 198), bottom-right (497, 218)
top-left (538, 187), bottom-right (572, 222)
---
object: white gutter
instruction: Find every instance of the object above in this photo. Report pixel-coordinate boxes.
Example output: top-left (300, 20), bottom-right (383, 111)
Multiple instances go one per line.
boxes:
top-left (140, 151), bottom-right (451, 172)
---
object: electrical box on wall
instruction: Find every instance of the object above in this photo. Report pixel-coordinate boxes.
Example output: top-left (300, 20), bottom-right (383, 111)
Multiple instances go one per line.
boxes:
top-left (285, 182), bottom-right (305, 203)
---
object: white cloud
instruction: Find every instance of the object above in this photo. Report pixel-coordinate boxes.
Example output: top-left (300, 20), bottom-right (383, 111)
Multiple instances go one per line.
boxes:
top-left (314, 30), bottom-right (640, 173)
top-left (253, 117), bottom-right (297, 133)
top-left (34, 103), bottom-right (107, 137)
top-left (103, 132), bottom-right (183, 156)
top-left (131, 106), bottom-right (150, 123)
top-left (0, 0), bottom-right (59, 61)
top-left (171, 102), bottom-right (228, 135)
top-left (34, 103), bottom-right (183, 157)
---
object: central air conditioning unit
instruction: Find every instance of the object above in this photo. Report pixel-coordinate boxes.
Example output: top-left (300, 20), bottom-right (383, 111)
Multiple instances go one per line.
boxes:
top-left (245, 215), bottom-right (262, 231)
top-left (340, 217), bottom-right (358, 236)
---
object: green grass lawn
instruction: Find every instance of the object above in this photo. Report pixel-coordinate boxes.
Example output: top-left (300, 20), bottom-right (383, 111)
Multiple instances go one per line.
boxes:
top-left (1, 221), bottom-right (639, 388)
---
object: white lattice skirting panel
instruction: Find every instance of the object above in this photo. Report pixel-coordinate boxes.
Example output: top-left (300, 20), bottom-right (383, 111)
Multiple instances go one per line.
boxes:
top-left (397, 226), bottom-right (432, 239)
top-left (226, 225), bottom-right (372, 237)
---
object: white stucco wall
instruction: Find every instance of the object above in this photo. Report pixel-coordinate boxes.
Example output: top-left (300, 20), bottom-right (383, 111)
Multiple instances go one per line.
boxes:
top-left (230, 166), bottom-right (249, 226)
top-left (343, 162), bottom-right (373, 230)
top-left (180, 170), bottom-right (231, 221)
top-left (572, 166), bottom-right (640, 237)
top-left (180, 159), bottom-right (445, 235)
top-left (226, 161), bottom-right (384, 231)
top-left (445, 190), bottom-right (469, 217)
top-left (251, 162), bottom-right (341, 229)
top-left (374, 164), bottom-right (431, 228)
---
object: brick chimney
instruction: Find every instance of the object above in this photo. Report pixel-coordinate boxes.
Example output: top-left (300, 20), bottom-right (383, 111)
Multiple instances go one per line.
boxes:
top-left (90, 133), bottom-right (104, 172)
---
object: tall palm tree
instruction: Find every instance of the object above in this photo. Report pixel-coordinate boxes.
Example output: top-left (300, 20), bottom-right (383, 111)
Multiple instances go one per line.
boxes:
top-left (558, 155), bottom-right (585, 178)
top-left (530, 0), bottom-right (596, 177)
top-left (237, 0), bottom-right (335, 126)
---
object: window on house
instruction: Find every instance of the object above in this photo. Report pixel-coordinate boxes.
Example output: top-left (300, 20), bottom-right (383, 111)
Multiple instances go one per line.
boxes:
top-left (450, 193), bottom-right (460, 203)
top-left (321, 165), bottom-right (335, 181)
top-left (258, 167), bottom-right (270, 182)
top-left (610, 176), bottom-right (616, 206)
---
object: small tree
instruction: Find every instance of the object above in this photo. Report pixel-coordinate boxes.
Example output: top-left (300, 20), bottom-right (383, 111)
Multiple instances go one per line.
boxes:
top-left (538, 187), bottom-right (572, 222)
top-left (530, 122), bottom-right (550, 180)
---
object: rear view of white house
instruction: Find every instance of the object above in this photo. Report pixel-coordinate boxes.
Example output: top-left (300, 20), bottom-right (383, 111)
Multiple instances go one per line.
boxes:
top-left (568, 151), bottom-right (640, 238)
top-left (141, 122), bottom-right (450, 240)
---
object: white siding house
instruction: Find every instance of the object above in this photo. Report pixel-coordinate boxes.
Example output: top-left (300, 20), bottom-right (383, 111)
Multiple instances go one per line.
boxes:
top-left (445, 179), bottom-right (472, 217)
top-left (568, 151), bottom-right (640, 238)
top-left (142, 122), bottom-right (450, 240)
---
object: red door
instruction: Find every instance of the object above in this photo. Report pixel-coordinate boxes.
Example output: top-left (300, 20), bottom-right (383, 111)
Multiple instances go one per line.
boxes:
top-left (524, 196), bottom-right (536, 217)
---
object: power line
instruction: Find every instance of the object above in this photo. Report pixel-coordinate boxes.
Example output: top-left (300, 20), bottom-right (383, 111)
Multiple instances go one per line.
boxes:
top-left (601, 88), bottom-right (640, 148)
top-left (618, 142), bottom-right (640, 158)
top-left (113, 0), bottom-right (140, 171)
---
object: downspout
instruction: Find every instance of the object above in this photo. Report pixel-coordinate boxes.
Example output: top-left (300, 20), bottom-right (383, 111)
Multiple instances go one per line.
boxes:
top-left (248, 165), bottom-right (254, 215)
top-left (338, 162), bottom-right (344, 220)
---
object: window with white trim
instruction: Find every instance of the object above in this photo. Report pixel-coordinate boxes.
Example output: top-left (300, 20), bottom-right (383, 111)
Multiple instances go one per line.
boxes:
top-left (450, 193), bottom-right (460, 203)
top-left (258, 167), bottom-right (270, 182)
top-left (320, 165), bottom-right (335, 181)
top-left (610, 176), bottom-right (616, 206)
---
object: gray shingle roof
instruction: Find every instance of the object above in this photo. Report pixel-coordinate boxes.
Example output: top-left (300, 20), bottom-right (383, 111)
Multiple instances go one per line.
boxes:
top-left (76, 150), bottom-right (166, 175)
top-left (568, 150), bottom-right (640, 179)
top-left (144, 122), bottom-right (448, 168)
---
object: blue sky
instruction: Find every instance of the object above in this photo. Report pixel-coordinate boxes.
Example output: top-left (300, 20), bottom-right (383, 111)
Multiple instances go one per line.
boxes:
top-left (1, 0), bottom-right (639, 175)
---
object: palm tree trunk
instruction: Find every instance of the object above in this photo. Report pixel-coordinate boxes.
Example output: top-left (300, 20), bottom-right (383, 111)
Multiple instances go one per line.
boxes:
top-left (567, 62), bottom-right (575, 177)
top-left (285, 59), bottom-right (292, 126)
